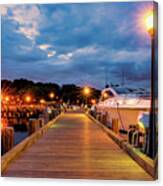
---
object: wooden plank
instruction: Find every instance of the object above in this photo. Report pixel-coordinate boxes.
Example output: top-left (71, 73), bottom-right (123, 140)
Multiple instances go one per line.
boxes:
top-left (2, 113), bottom-right (153, 180)
top-left (87, 113), bottom-right (156, 178)
top-left (1, 114), bottom-right (62, 173)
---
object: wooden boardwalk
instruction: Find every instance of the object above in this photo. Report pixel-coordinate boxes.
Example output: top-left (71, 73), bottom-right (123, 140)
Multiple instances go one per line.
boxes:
top-left (2, 113), bottom-right (152, 180)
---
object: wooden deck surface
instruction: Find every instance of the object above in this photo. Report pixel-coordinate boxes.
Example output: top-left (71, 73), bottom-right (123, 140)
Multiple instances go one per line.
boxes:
top-left (2, 113), bottom-right (152, 180)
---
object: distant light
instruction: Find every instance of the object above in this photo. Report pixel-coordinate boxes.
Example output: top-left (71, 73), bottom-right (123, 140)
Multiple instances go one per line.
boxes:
top-left (83, 87), bottom-right (90, 95)
top-left (103, 92), bottom-right (108, 98)
top-left (40, 99), bottom-right (46, 104)
top-left (5, 96), bottom-right (10, 102)
top-left (25, 95), bottom-right (31, 103)
top-left (91, 99), bottom-right (96, 104)
top-left (49, 92), bottom-right (55, 99)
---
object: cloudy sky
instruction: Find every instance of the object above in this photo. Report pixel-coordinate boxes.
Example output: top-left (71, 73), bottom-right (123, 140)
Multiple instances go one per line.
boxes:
top-left (1, 2), bottom-right (153, 90)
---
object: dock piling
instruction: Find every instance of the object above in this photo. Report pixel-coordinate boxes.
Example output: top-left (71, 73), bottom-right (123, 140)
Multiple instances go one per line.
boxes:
top-left (1, 127), bottom-right (14, 154)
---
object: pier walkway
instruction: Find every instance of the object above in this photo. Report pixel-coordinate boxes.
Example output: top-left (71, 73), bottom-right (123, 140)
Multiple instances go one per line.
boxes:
top-left (2, 112), bottom-right (152, 180)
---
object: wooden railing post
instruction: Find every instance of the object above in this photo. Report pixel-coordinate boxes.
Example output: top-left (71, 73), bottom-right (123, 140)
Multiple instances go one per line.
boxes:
top-left (1, 127), bottom-right (14, 154)
top-left (112, 118), bottom-right (119, 134)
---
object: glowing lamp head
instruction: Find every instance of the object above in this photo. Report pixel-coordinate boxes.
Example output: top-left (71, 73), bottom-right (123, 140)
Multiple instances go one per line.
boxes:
top-left (103, 92), bottom-right (108, 99)
top-left (40, 99), bottom-right (45, 104)
top-left (25, 95), bottom-right (31, 103)
top-left (49, 92), bottom-right (55, 99)
top-left (91, 99), bottom-right (96, 104)
top-left (84, 87), bottom-right (90, 95)
top-left (145, 12), bottom-right (154, 36)
top-left (5, 96), bottom-right (10, 102)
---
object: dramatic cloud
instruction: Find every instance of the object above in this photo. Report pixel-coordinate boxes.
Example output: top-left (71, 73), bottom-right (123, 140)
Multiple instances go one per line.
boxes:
top-left (48, 51), bottom-right (56, 58)
top-left (1, 5), bottom-right (42, 43)
top-left (1, 2), bottom-right (153, 89)
top-left (38, 44), bottom-right (52, 51)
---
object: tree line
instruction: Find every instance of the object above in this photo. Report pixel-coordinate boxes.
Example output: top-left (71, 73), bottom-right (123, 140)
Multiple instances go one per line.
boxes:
top-left (1, 79), bottom-right (101, 104)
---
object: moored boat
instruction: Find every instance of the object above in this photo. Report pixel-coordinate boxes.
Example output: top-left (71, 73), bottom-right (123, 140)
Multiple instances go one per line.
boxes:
top-left (96, 86), bottom-right (151, 131)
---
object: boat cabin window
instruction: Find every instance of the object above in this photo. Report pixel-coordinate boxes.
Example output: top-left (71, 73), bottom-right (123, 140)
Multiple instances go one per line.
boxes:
top-left (114, 87), bottom-right (130, 94)
top-left (109, 90), bottom-right (114, 97)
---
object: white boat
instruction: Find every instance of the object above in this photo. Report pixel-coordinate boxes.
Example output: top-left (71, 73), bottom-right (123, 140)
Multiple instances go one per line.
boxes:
top-left (96, 86), bottom-right (151, 131)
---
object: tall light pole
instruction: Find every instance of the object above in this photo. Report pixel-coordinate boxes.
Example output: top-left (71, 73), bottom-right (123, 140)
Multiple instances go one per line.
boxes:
top-left (83, 87), bottom-right (90, 106)
top-left (145, 10), bottom-right (157, 159)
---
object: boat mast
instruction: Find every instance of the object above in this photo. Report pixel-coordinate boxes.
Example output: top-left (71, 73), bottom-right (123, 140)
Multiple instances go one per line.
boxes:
top-left (105, 66), bottom-right (109, 88)
top-left (121, 68), bottom-right (125, 86)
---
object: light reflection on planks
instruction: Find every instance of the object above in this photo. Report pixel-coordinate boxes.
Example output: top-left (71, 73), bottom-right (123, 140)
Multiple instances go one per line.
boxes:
top-left (3, 113), bottom-right (152, 180)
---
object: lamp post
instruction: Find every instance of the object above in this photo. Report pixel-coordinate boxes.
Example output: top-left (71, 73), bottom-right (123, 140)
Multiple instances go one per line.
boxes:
top-left (40, 99), bottom-right (46, 104)
top-left (83, 87), bottom-right (90, 106)
top-left (49, 92), bottom-right (55, 100)
top-left (25, 95), bottom-right (32, 103)
top-left (145, 11), bottom-right (157, 159)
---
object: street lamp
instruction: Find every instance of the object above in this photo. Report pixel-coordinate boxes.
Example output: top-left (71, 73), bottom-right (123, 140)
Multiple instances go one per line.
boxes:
top-left (83, 87), bottom-right (90, 105)
top-left (145, 12), bottom-right (154, 37)
top-left (145, 10), bottom-right (157, 159)
top-left (49, 92), bottom-right (55, 100)
top-left (5, 96), bottom-right (10, 102)
top-left (84, 87), bottom-right (90, 95)
top-left (25, 95), bottom-right (31, 103)
top-left (40, 99), bottom-right (46, 104)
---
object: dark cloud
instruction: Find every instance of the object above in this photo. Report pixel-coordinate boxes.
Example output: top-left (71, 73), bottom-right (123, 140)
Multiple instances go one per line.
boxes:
top-left (1, 2), bottom-right (153, 90)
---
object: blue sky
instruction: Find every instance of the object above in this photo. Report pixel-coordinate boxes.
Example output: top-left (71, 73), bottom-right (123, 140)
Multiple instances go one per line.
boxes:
top-left (1, 2), bottom-right (153, 90)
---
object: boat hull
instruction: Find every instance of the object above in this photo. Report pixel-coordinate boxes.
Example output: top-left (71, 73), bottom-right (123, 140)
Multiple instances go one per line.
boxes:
top-left (97, 106), bottom-right (150, 131)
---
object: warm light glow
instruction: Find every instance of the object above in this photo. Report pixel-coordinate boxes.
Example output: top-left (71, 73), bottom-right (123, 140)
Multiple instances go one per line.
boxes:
top-left (91, 99), bottom-right (96, 104)
top-left (83, 87), bottom-right (90, 95)
top-left (5, 96), bottom-right (10, 102)
top-left (0, 121), bottom-right (4, 129)
top-left (1, 94), bottom-right (3, 101)
top-left (103, 92), bottom-right (108, 99)
top-left (49, 92), bottom-right (55, 99)
top-left (145, 11), bottom-right (154, 36)
top-left (1, 119), bottom-right (7, 129)
top-left (25, 95), bottom-right (31, 103)
top-left (30, 111), bottom-right (33, 115)
top-left (40, 99), bottom-right (46, 104)
top-left (136, 5), bottom-right (156, 37)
